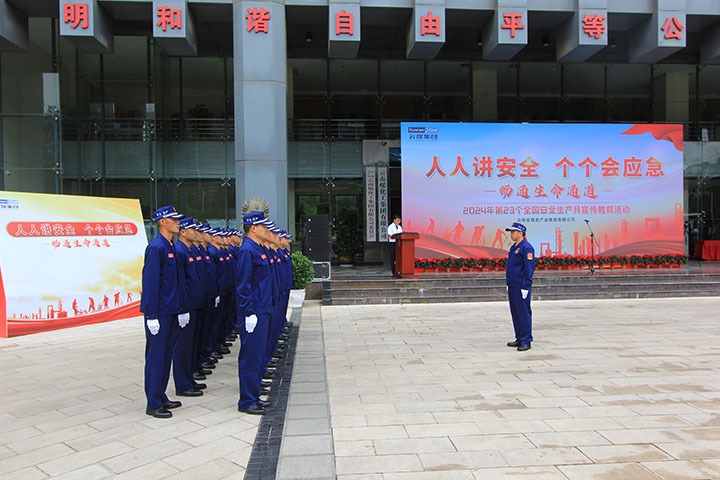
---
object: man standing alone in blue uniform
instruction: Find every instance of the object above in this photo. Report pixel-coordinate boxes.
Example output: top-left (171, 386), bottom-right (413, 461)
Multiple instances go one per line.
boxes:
top-left (505, 222), bottom-right (535, 352)
top-left (141, 206), bottom-right (184, 418)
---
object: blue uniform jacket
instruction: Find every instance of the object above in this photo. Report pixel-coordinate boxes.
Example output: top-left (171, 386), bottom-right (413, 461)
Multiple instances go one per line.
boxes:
top-left (505, 238), bottom-right (535, 290)
top-left (267, 247), bottom-right (281, 306)
top-left (199, 244), bottom-right (219, 300)
top-left (140, 234), bottom-right (182, 319)
top-left (209, 244), bottom-right (232, 296)
top-left (190, 243), bottom-right (207, 303)
top-left (175, 240), bottom-right (205, 311)
top-left (235, 237), bottom-right (273, 317)
top-left (281, 248), bottom-right (293, 292)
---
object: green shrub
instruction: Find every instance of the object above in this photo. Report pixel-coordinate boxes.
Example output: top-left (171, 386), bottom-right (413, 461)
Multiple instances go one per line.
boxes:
top-left (292, 251), bottom-right (314, 289)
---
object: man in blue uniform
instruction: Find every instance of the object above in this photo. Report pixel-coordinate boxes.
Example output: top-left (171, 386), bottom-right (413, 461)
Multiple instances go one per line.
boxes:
top-left (173, 217), bottom-right (206, 397)
top-left (235, 211), bottom-right (274, 415)
top-left (141, 205), bottom-right (184, 418)
top-left (505, 222), bottom-right (535, 352)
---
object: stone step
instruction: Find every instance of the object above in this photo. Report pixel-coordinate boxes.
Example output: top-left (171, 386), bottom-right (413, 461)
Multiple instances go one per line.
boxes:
top-left (323, 268), bottom-right (720, 305)
top-left (324, 289), bottom-right (720, 305)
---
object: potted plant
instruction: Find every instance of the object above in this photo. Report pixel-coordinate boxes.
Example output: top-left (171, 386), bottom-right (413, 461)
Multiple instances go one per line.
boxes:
top-left (334, 208), bottom-right (361, 265)
top-left (290, 251), bottom-right (314, 308)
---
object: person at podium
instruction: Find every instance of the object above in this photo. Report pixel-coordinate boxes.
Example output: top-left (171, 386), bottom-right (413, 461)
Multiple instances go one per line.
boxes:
top-left (387, 214), bottom-right (403, 276)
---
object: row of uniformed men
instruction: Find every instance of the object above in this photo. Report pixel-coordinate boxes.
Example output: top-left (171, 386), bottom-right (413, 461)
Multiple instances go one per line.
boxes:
top-left (140, 206), bottom-right (294, 418)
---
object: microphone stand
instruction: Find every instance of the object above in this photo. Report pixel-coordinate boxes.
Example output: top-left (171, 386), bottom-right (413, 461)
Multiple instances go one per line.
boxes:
top-left (585, 220), bottom-right (600, 275)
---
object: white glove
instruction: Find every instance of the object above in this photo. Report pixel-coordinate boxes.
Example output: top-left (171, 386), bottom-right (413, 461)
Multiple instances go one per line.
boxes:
top-left (215, 296), bottom-right (220, 307)
top-left (178, 312), bottom-right (190, 328)
top-left (146, 319), bottom-right (160, 335)
top-left (245, 314), bottom-right (258, 333)
top-left (505, 285), bottom-right (508, 292)
top-left (521, 289), bottom-right (529, 299)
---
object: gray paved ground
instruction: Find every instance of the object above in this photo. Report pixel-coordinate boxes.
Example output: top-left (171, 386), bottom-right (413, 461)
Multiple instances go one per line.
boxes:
top-left (2, 297), bottom-right (720, 479)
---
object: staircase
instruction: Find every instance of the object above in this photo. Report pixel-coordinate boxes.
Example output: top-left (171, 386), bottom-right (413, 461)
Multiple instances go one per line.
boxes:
top-left (323, 264), bottom-right (720, 306)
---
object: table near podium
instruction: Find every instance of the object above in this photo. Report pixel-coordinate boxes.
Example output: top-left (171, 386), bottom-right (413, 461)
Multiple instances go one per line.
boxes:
top-left (694, 240), bottom-right (720, 261)
top-left (391, 232), bottom-right (420, 278)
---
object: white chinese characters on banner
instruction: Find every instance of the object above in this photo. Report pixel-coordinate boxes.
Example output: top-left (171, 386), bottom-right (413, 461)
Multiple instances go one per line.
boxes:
top-left (365, 166), bottom-right (377, 242)
top-left (377, 167), bottom-right (388, 241)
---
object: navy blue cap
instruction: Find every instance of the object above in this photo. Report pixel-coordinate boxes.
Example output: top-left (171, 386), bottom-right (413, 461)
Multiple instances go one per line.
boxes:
top-left (505, 222), bottom-right (527, 233)
top-left (152, 206), bottom-right (183, 221)
top-left (243, 211), bottom-right (268, 225)
top-left (179, 217), bottom-right (200, 230)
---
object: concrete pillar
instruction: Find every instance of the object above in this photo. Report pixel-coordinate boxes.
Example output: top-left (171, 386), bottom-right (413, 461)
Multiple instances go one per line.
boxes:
top-left (233, 0), bottom-right (288, 228)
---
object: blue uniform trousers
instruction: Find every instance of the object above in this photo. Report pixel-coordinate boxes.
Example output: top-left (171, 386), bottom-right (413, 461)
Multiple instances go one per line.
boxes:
top-left (173, 310), bottom-right (198, 393)
top-left (204, 296), bottom-right (227, 356)
top-left (224, 294), bottom-right (237, 337)
top-left (237, 312), bottom-right (270, 409)
top-left (507, 286), bottom-right (533, 345)
top-left (195, 302), bottom-right (214, 369)
top-left (144, 314), bottom-right (179, 409)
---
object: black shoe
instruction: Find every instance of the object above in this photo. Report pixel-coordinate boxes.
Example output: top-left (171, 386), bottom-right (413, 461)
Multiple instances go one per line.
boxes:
top-left (517, 343), bottom-right (531, 351)
top-left (193, 383), bottom-right (207, 390)
top-left (163, 400), bottom-right (182, 409)
top-left (218, 347), bottom-right (231, 355)
top-left (223, 342), bottom-right (233, 347)
top-left (193, 372), bottom-right (207, 380)
top-left (146, 407), bottom-right (172, 418)
top-left (176, 389), bottom-right (203, 397)
top-left (257, 399), bottom-right (271, 408)
top-left (201, 362), bottom-right (216, 370)
top-left (210, 352), bottom-right (223, 360)
top-left (206, 357), bottom-right (218, 364)
top-left (260, 388), bottom-right (271, 395)
top-left (262, 371), bottom-right (275, 380)
top-left (238, 404), bottom-right (266, 415)
top-left (507, 341), bottom-right (520, 347)
top-left (266, 360), bottom-right (278, 368)
top-left (261, 380), bottom-right (272, 388)
top-left (271, 353), bottom-right (283, 360)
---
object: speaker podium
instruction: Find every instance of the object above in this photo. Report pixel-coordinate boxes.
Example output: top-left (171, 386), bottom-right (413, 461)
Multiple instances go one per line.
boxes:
top-left (391, 232), bottom-right (420, 278)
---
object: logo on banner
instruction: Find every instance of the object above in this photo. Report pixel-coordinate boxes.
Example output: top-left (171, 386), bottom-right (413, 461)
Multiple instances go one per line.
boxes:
top-left (407, 126), bottom-right (439, 140)
top-left (0, 199), bottom-right (20, 210)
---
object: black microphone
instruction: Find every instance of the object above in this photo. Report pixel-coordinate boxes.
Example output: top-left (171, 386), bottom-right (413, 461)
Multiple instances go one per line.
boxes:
top-left (584, 219), bottom-right (589, 223)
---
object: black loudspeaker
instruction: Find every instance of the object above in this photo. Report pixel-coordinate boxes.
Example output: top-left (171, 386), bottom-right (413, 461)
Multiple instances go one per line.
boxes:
top-left (303, 214), bottom-right (331, 262)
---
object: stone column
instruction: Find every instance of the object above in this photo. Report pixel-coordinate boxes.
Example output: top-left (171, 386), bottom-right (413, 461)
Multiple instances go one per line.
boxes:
top-left (233, 0), bottom-right (288, 227)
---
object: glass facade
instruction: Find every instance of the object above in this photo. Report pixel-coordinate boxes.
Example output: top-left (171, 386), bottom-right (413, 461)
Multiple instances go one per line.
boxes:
top-left (1, 8), bottom-right (720, 257)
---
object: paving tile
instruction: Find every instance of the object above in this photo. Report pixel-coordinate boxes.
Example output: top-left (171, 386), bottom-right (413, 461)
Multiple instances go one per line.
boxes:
top-left (558, 462), bottom-right (662, 479)
top-left (44, 464), bottom-right (115, 480)
top-left (6, 424), bottom-right (98, 454)
top-left (333, 425), bottom-right (408, 442)
top-left (418, 450), bottom-right (508, 470)
top-left (500, 446), bottom-right (592, 467)
top-left (579, 443), bottom-right (673, 462)
top-left (642, 458), bottom-right (720, 479)
top-left (654, 440), bottom-right (720, 460)
top-left (524, 430), bottom-right (612, 448)
top-left (0, 466), bottom-right (50, 480)
top-left (335, 454), bottom-right (422, 475)
top-left (283, 418), bottom-right (331, 436)
top-left (166, 458), bottom-right (244, 480)
top-left (470, 466), bottom-right (568, 480)
top-left (450, 433), bottom-right (534, 451)
top-left (280, 434), bottom-right (333, 456)
top-left (100, 438), bottom-right (191, 474)
top-left (36, 441), bottom-right (134, 476)
top-left (276, 454), bottom-right (335, 479)
top-left (0, 443), bottom-right (75, 475)
top-left (373, 437), bottom-right (457, 455)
